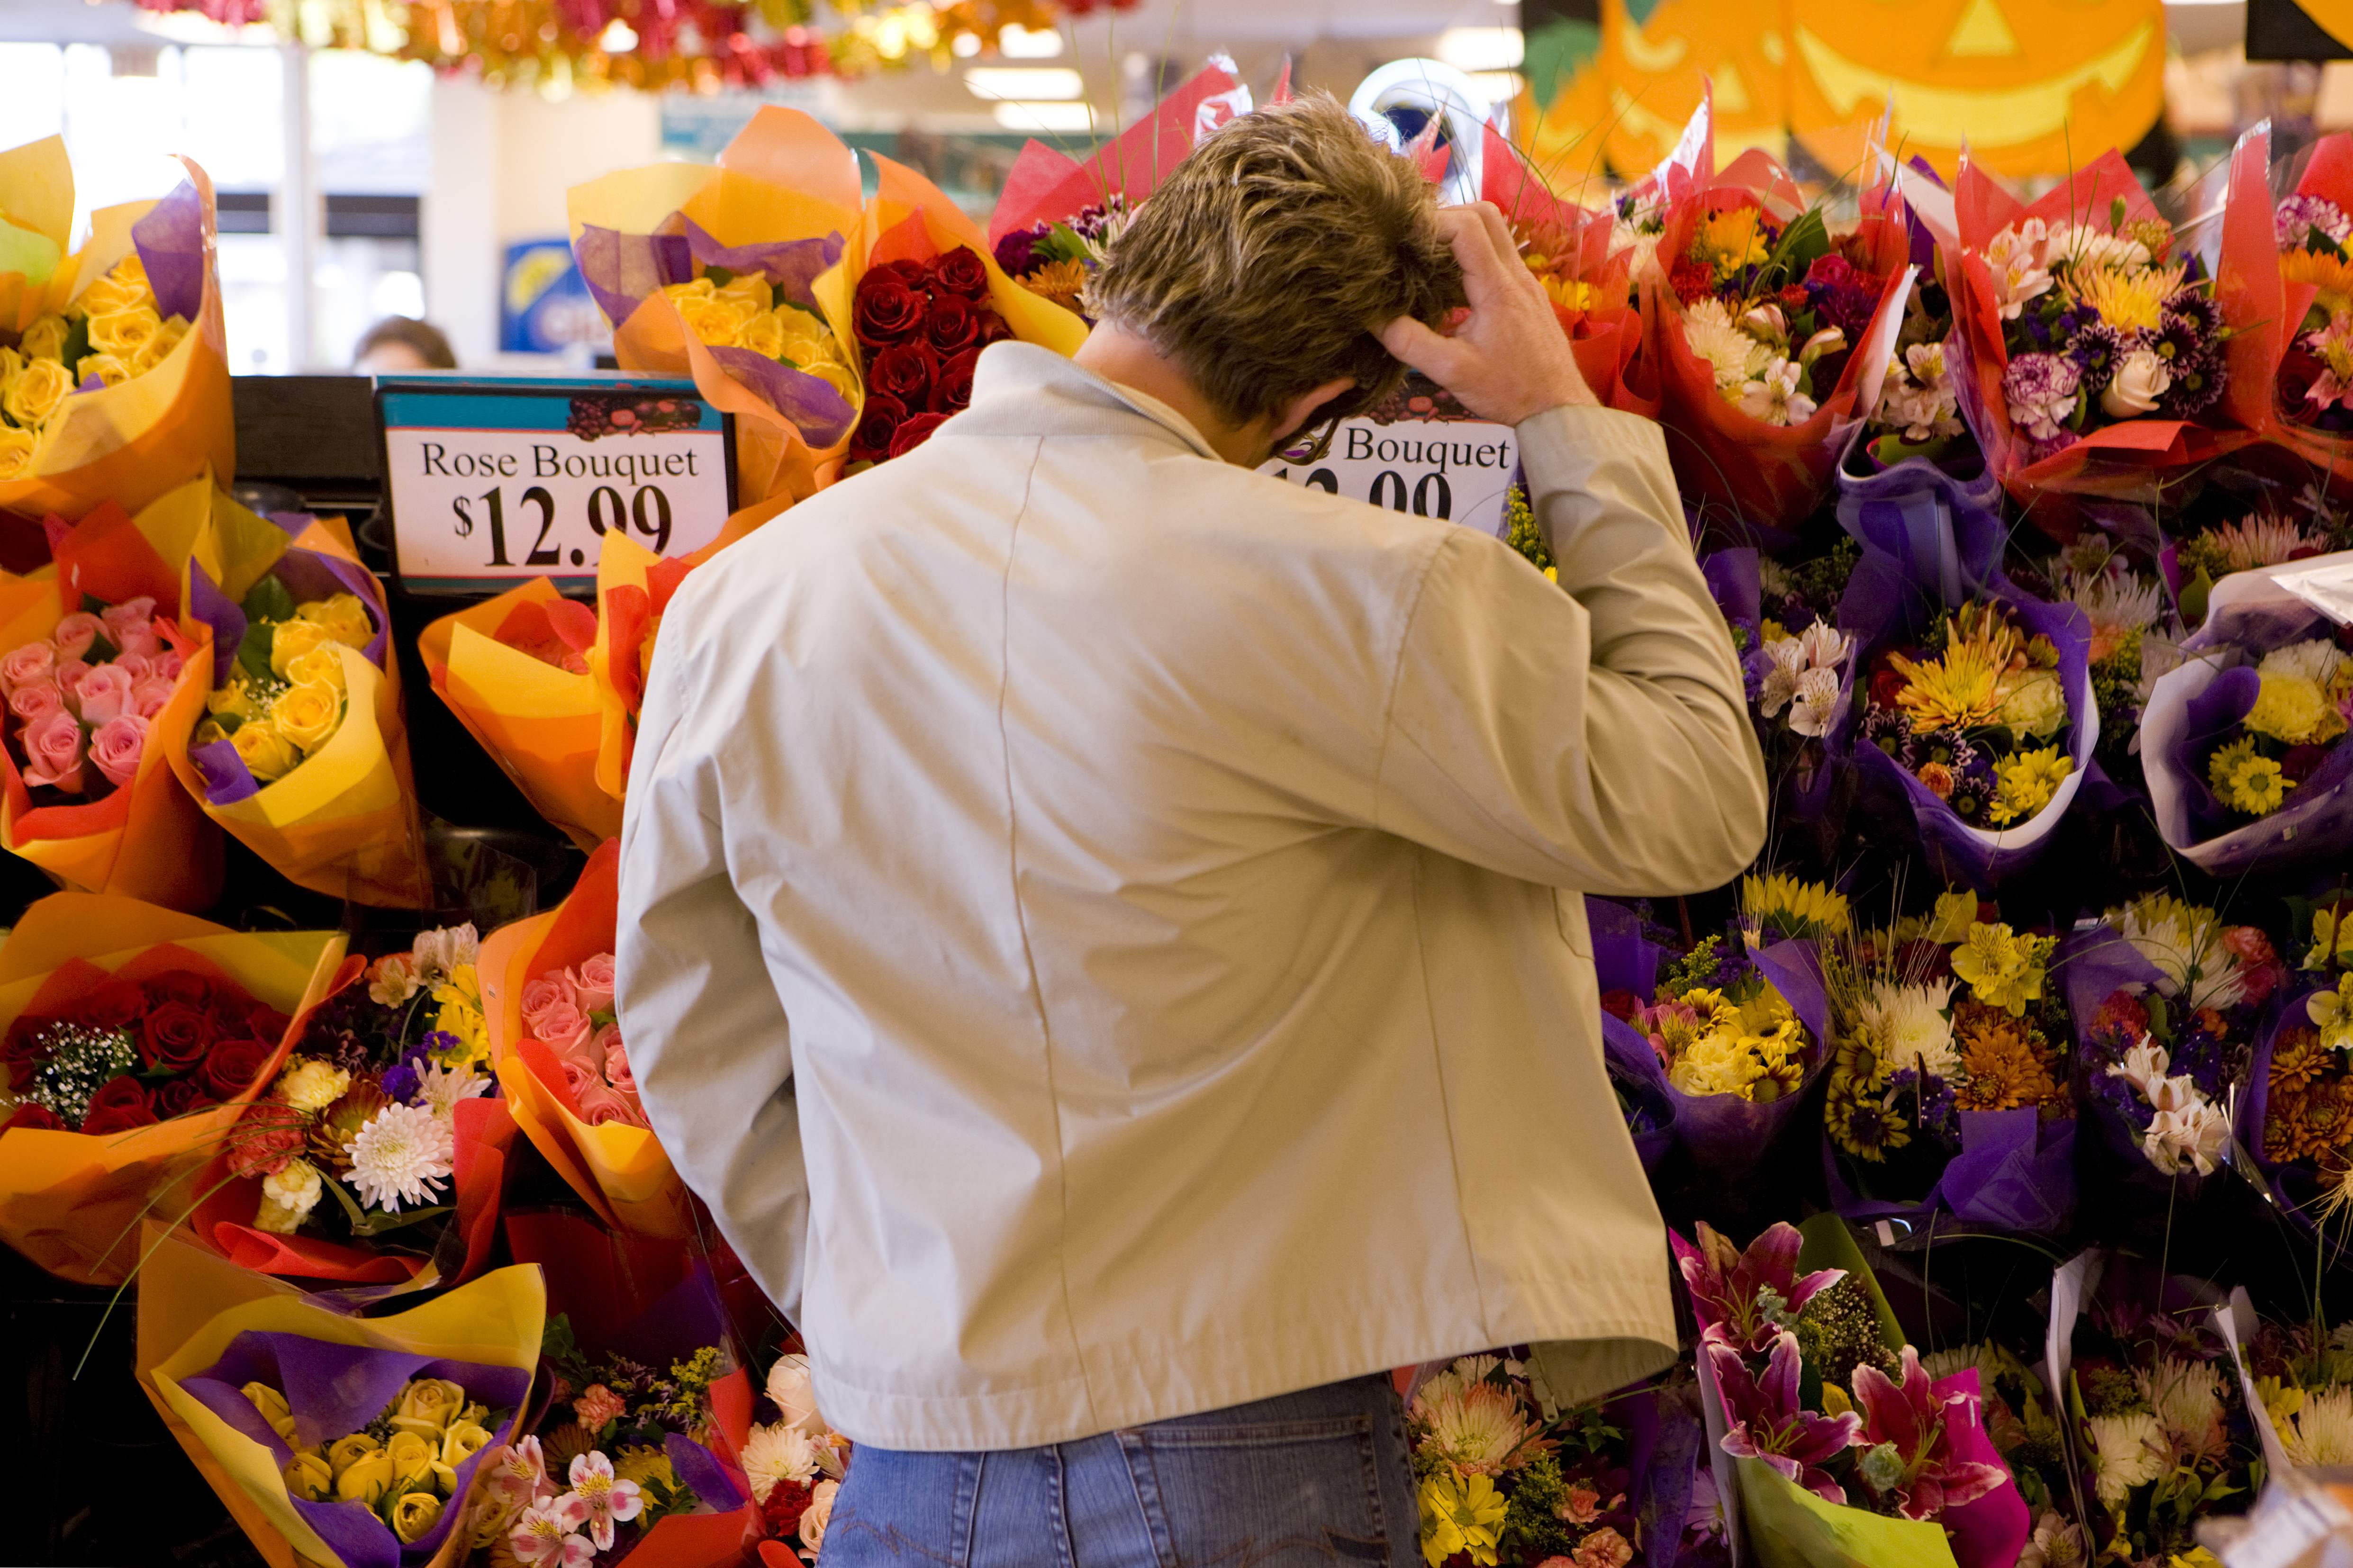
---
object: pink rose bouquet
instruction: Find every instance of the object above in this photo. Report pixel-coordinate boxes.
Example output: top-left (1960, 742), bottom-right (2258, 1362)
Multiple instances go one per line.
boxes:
top-left (520, 950), bottom-right (645, 1130)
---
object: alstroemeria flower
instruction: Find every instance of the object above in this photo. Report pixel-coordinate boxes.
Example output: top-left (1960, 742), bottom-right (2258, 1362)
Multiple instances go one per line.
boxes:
top-left (1676, 1222), bottom-right (1846, 1354)
top-left (1710, 1335), bottom-right (1861, 1502)
top-left (486, 1435), bottom-right (552, 1510)
top-left (565, 1451), bottom-right (644, 1551)
top-left (509, 1494), bottom-right (592, 1568)
top-left (1847, 1346), bottom-right (2010, 1521)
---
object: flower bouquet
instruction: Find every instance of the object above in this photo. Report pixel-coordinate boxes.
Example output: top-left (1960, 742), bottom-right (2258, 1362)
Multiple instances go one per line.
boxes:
top-left (2239, 896), bottom-right (2353, 1242)
top-left (1592, 873), bottom-right (1835, 1181)
top-left (2141, 555), bottom-right (2353, 876)
top-left (2045, 539), bottom-right (2178, 798)
top-left (418, 581), bottom-right (615, 852)
top-left (483, 838), bottom-right (690, 1238)
top-left (1702, 541), bottom-right (1862, 844)
top-left (1679, 1215), bottom-right (2031, 1568)
top-left (138, 1229), bottom-right (542, 1568)
top-left (1640, 104), bottom-right (1914, 543)
top-left (187, 923), bottom-right (518, 1287)
top-left (2064, 893), bottom-right (2285, 1202)
top-left (816, 149), bottom-right (1084, 469)
top-left (1946, 148), bottom-right (2255, 532)
top-left (1492, 131), bottom-right (1659, 420)
top-left (169, 487), bottom-right (428, 906)
top-left (2220, 124), bottom-right (2353, 487)
top-left (1848, 585), bottom-right (2097, 885)
top-left (570, 106), bottom-right (864, 518)
top-left (2045, 1251), bottom-right (2261, 1564)
top-left (2163, 496), bottom-right (2349, 631)
top-left (0, 487), bottom-right (220, 906)
top-left (744, 1343), bottom-right (851, 1564)
top-left (0, 890), bottom-right (341, 1284)
top-left (1819, 888), bottom-right (2078, 1236)
top-left (0, 137), bottom-right (234, 522)
top-left (1406, 1354), bottom-right (1651, 1568)
top-left (2239, 1309), bottom-right (2353, 1473)
top-left (461, 1266), bottom-right (762, 1568)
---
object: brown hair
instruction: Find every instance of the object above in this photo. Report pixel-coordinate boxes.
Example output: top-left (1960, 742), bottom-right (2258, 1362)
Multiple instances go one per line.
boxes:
top-left (1086, 92), bottom-right (1463, 447)
top-left (353, 315), bottom-right (457, 370)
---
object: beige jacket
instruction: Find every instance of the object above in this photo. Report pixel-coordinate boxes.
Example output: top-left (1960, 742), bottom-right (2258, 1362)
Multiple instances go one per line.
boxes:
top-left (616, 343), bottom-right (1767, 1451)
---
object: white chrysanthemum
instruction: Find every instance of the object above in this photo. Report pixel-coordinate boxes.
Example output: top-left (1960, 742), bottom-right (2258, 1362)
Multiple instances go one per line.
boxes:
top-left (2049, 222), bottom-right (2152, 273)
top-left (2108, 896), bottom-right (2241, 1009)
top-left (2287, 1385), bottom-right (2353, 1467)
top-left (345, 1102), bottom-right (456, 1213)
top-left (274, 1057), bottom-right (352, 1115)
top-left (1610, 223), bottom-right (1661, 285)
top-left (1858, 980), bottom-right (1958, 1079)
top-left (2139, 1356), bottom-right (2226, 1466)
top-left (414, 1060), bottom-right (491, 1118)
top-left (2087, 1410), bottom-right (2163, 1505)
top-left (2260, 638), bottom-right (2350, 690)
top-left (1685, 298), bottom-right (1771, 391)
top-left (2069, 570), bottom-right (2164, 641)
top-left (1411, 1375), bottom-right (1530, 1476)
top-left (740, 1421), bottom-right (823, 1503)
top-left (1756, 558), bottom-right (1794, 599)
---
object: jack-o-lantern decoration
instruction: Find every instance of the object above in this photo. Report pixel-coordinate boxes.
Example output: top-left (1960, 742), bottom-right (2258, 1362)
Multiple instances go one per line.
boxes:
top-left (1533, 0), bottom-right (1789, 177)
top-left (1787, 0), bottom-right (2164, 181)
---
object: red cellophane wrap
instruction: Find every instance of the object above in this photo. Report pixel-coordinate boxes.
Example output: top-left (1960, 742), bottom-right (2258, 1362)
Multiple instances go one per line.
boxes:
top-left (2222, 123), bottom-right (2353, 482)
top-left (1949, 149), bottom-right (2260, 537)
top-left (184, 954), bottom-right (517, 1287)
top-left (1645, 147), bottom-right (1913, 543)
top-left (0, 895), bottom-right (344, 1284)
top-left (986, 61), bottom-right (1247, 245)
top-left (1481, 125), bottom-right (1660, 420)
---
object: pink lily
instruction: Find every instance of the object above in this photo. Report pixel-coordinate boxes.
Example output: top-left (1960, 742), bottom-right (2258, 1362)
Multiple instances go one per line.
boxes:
top-left (1710, 1335), bottom-right (1861, 1503)
top-left (1848, 1346), bottom-right (2011, 1521)
top-left (1676, 1221), bottom-right (1846, 1354)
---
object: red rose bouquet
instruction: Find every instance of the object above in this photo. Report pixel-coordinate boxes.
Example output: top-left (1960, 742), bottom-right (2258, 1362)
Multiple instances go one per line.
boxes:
top-left (842, 245), bottom-right (1007, 466)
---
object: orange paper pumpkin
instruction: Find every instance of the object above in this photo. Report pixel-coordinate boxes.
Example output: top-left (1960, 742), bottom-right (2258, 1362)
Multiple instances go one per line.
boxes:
top-left (1592, 0), bottom-right (1791, 176)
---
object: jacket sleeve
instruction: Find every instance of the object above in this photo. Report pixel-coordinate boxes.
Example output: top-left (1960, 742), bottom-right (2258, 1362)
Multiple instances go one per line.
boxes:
top-left (615, 622), bottom-right (809, 1321)
top-left (1372, 404), bottom-right (1767, 895)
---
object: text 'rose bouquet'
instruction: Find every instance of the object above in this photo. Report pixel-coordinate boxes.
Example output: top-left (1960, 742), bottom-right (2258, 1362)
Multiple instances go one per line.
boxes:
top-left (1819, 889), bottom-right (2077, 1234)
top-left (1408, 1355), bottom-right (1643, 1568)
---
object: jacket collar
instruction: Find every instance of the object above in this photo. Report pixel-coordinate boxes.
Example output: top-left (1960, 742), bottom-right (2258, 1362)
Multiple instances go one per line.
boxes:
top-left (956, 342), bottom-right (1224, 462)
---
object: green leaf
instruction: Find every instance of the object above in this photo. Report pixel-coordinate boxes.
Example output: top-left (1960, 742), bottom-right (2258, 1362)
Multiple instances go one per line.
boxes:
top-left (58, 314), bottom-right (90, 376)
top-left (702, 265), bottom-right (734, 287)
top-left (241, 573), bottom-right (298, 626)
top-left (213, 710), bottom-right (244, 736)
top-left (347, 1202), bottom-right (452, 1237)
top-left (235, 622), bottom-right (276, 685)
top-left (1765, 207), bottom-right (1830, 289)
top-left (80, 593), bottom-right (106, 614)
top-left (85, 632), bottom-right (118, 665)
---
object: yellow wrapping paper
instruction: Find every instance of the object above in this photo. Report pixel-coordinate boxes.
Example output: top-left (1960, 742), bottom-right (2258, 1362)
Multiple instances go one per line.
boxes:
top-left (137, 1228), bottom-right (544, 1568)
top-left (569, 105), bottom-right (864, 513)
top-left (0, 146), bottom-right (235, 523)
top-left (481, 842), bottom-right (692, 1238)
top-left (163, 491), bottom-right (430, 908)
top-left (419, 580), bottom-right (617, 852)
top-left (0, 893), bottom-right (344, 1284)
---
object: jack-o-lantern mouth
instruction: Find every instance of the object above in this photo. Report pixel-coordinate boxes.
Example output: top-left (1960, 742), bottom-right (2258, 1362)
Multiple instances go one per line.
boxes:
top-left (1794, 19), bottom-right (2154, 148)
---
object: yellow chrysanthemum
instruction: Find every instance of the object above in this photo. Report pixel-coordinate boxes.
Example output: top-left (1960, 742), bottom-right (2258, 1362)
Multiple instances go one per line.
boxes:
top-left (1021, 259), bottom-right (1088, 313)
top-left (1541, 274), bottom-right (1599, 315)
top-left (1417, 1468), bottom-right (1508, 1568)
top-left (1741, 871), bottom-right (1851, 938)
top-left (1693, 207), bottom-right (1769, 278)
top-left (2245, 673), bottom-right (2344, 748)
top-left (2285, 246), bottom-right (2353, 321)
top-left (2067, 261), bottom-right (2186, 333)
top-left (1889, 640), bottom-right (2009, 729)
top-left (2209, 737), bottom-right (2291, 817)
top-left (1987, 747), bottom-right (2073, 827)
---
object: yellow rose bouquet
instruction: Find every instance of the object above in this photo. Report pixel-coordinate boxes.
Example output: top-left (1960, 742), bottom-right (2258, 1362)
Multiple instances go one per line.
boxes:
top-left (569, 105), bottom-right (866, 530)
top-left (163, 490), bottom-right (430, 907)
top-left (138, 1230), bottom-right (541, 1568)
top-left (0, 135), bottom-right (233, 520)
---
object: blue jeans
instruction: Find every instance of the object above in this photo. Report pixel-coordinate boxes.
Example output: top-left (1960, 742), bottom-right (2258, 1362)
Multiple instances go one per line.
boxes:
top-left (820, 1374), bottom-right (1420, 1567)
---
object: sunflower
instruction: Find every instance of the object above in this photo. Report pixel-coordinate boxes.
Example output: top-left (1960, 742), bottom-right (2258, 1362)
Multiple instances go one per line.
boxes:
top-left (2067, 261), bottom-right (2187, 333)
top-left (2284, 246), bottom-right (2353, 320)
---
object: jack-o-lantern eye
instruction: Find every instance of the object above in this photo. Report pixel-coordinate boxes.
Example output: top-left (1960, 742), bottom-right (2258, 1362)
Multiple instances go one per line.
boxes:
top-left (1944, 0), bottom-right (2018, 58)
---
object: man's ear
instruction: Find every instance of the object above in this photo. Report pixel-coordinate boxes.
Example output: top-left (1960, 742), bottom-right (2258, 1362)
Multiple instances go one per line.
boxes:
top-left (1269, 376), bottom-right (1358, 450)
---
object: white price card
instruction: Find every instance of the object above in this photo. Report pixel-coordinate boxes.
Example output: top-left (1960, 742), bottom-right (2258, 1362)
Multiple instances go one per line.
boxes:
top-left (378, 375), bottom-right (736, 593)
top-left (1258, 377), bottom-right (1518, 535)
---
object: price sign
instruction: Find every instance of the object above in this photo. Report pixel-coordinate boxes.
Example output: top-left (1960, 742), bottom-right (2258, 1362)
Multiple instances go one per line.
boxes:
top-left (378, 375), bottom-right (736, 594)
top-left (1257, 375), bottom-right (1518, 534)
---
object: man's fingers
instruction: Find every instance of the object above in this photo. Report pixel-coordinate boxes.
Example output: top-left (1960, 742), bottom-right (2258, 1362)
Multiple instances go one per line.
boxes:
top-left (1442, 202), bottom-right (1515, 307)
top-left (1379, 315), bottom-right (1464, 380)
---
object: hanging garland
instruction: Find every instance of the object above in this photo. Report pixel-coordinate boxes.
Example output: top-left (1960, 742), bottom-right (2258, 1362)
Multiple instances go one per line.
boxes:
top-left (128, 0), bottom-right (1124, 89)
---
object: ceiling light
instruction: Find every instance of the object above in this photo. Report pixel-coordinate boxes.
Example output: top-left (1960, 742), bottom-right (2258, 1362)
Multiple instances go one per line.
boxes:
top-left (953, 31), bottom-right (982, 57)
top-left (598, 18), bottom-right (638, 51)
top-left (1437, 26), bottom-right (1524, 72)
top-left (999, 25), bottom-right (1065, 58)
top-left (966, 66), bottom-right (1085, 100)
top-left (991, 100), bottom-right (1097, 133)
top-left (1470, 70), bottom-right (1525, 103)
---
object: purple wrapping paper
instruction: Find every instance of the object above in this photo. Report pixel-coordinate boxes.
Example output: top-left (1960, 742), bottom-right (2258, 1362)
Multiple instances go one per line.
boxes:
top-left (575, 222), bottom-right (693, 329)
top-left (2238, 981), bottom-right (2329, 1236)
top-left (180, 1330), bottom-right (529, 1568)
top-left (131, 178), bottom-right (207, 324)
top-left (1703, 547), bottom-right (1856, 829)
top-left (682, 218), bottom-right (843, 313)
top-left (1824, 1107), bottom-right (2077, 1235)
top-left (2058, 925), bottom-right (2213, 1202)
top-left (706, 346), bottom-right (857, 447)
top-left (1702, 548), bottom-right (1761, 630)
top-left (2166, 666), bottom-right (2264, 843)
top-left (1848, 586), bottom-right (2098, 889)
top-left (665, 1431), bottom-right (744, 1514)
top-left (1592, 901), bottom-right (1678, 1174)
top-left (1833, 445), bottom-right (2006, 652)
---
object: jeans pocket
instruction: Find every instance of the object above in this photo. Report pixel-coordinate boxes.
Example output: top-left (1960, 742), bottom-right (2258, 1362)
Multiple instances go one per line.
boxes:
top-left (823, 1447), bottom-right (980, 1566)
top-left (1117, 1413), bottom-right (1395, 1567)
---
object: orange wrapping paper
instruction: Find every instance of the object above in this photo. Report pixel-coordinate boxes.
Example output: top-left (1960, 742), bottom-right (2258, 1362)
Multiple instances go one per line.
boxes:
top-left (483, 839), bottom-right (693, 1238)
top-left (0, 893), bottom-right (344, 1284)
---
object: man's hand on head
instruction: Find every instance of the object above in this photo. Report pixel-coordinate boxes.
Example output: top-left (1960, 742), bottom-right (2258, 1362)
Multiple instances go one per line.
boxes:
top-left (1377, 202), bottom-right (1597, 427)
